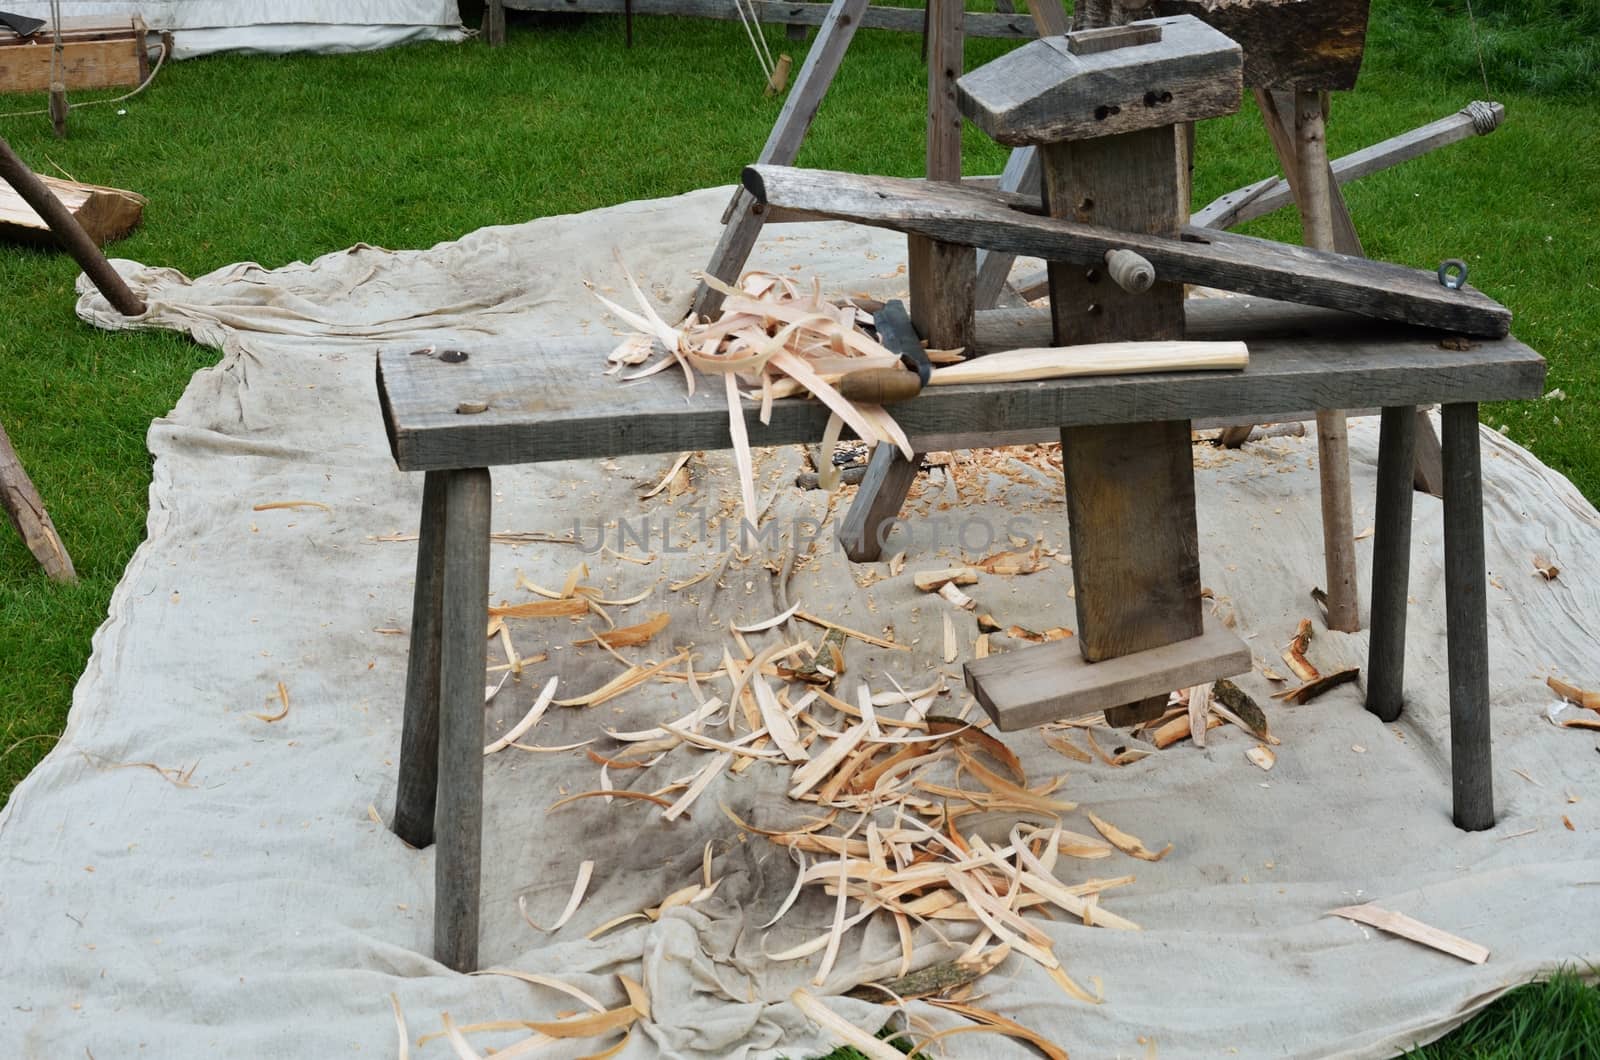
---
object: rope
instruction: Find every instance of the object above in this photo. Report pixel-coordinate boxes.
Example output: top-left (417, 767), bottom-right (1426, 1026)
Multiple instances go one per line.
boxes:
top-left (731, 0), bottom-right (775, 81)
top-left (1463, 0), bottom-right (1492, 96)
top-left (0, 38), bottom-right (168, 120)
top-left (1462, 99), bottom-right (1501, 135)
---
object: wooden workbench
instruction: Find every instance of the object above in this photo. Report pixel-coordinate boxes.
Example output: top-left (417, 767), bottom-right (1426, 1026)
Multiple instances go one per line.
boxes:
top-left (375, 297), bottom-right (1545, 970)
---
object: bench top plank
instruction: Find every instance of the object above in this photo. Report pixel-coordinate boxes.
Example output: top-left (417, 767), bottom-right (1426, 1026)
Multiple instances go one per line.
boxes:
top-left (377, 300), bottom-right (1545, 472)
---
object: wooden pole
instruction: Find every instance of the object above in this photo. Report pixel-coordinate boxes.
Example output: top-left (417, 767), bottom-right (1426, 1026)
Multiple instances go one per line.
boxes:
top-left (0, 136), bottom-right (146, 317)
top-left (393, 472), bottom-right (448, 848)
top-left (434, 467), bottom-right (492, 971)
top-left (1365, 405), bottom-right (1416, 723)
top-left (1441, 402), bottom-right (1493, 831)
top-left (0, 420), bottom-right (76, 582)
top-left (1295, 88), bottom-right (1360, 633)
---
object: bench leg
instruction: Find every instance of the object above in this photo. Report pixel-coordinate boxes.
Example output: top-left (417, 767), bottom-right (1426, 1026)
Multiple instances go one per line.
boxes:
top-left (1366, 406), bottom-right (1416, 724)
top-left (435, 468), bottom-right (493, 970)
top-left (1441, 403), bottom-right (1493, 831)
top-left (394, 472), bottom-right (447, 848)
top-left (838, 446), bottom-right (921, 563)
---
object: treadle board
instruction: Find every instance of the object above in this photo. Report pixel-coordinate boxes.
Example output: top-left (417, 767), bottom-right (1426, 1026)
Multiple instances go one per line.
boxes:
top-left (964, 614), bottom-right (1252, 731)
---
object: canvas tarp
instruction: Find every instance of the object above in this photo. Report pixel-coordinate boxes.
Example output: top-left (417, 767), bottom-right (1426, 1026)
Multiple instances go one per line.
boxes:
top-left (0, 187), bottom-right (1595, 1059)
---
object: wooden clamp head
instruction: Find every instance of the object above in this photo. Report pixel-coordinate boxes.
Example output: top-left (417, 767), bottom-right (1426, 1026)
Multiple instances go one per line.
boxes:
top-left (957, 15), bottom-right (1242, 147)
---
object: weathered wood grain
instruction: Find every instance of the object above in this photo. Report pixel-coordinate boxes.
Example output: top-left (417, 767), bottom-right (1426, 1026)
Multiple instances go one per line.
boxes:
top-left (375, 311), bottom-right (1544, 471)
top-left (742, 164), bottom-right (1512, 337)
top-left (958, 15), bottom-right (1242, 145)
top-left (838, 442), bottom-right (923, 561)
top-left (434, 468), bottom-right (492, 970)
top-left (907, 0), bottom-right (975, 353)
top-left (692, 0), bottom-right (870, 320)
top-left (393, 473), bottom-right (447, 848)
top-left (0, 419), bottom-right (75, 582)
top-left (965, 614), bottom-right (1251, 729)
top-left (1365, 406), bottom-right (1415, 725)
top-left (1441, 402), bottom-right (1493, 831)
top-left (0, 16), bottom-right (148, 94)
top-left (1147, 0), bottom-right (1369, 90)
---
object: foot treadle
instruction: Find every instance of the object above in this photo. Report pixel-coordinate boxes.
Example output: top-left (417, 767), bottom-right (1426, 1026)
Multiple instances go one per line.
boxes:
top-left (963, 615), bottom-right (1251, 731)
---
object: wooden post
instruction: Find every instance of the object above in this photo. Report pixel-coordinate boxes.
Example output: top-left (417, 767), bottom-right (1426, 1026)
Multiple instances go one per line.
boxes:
top-left (1441, 403), bottom-right (1493, 831)
top-left (691, 0), bottom-right (870, 321)
top-left (1047, 127), bottom-right (1204, 726)
top-left (434, 467), bottom-right (492, 971)
top-left (0, 136), bottom-right (145, 317)
top-left (972, 0), bottom-right (1072, 309)
top-left (484, 0), bottom-right (507, 45)
top-left (1293, 88), bottom-right (1360, 633)
top-left (908, 0), bottom-right (975, 352)
top-left (0, 420), bottom-right (76, 582)
top-left (1365, 405), bottom-right (1415, 724)
top-left (836, 0), bottom-right (970, 563)
top-left (393, 472), bottom-right (447, 848)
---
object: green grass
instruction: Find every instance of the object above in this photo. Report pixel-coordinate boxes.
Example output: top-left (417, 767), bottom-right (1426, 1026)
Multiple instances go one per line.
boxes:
top-left (0, 1), bottom-right (1596, 1056)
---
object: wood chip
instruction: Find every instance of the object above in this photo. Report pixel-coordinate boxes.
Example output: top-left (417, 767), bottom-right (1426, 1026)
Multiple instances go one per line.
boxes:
top-left (1282, 618), bottom-right (1319, 682)
top-left (1246, 744), bottom-right (1276, 771)
top-left (252, 500), bottom-right (330, 512)
top-left (640, 451), bottom-right (694, 499)
top-left (1087, 811), bottom-right (1172, 862)
top-left (733, 602), bottom-right (802, 633)
top-left (252, 681), bottom-right (291, 723)
top-left (922, 1000), bottom-right (1069, 1060)
top-left (790, 989), bottom-right (904, 1060)
top-left (1272, 666), bottom-right (1360, 705)
top-left (913, 567), bottom-right (979, 592)
top-left (1547, 675), bottom-right (1600, 711)
top-left (520, 860), bottom-right (594, 932)
top-left (1532, 553), bottom-right (1560, 581)
top-left (1328, 903), bottom-right (1488, 964)
top-left (943, 612), bottom-right (958, 664)
top-left (939, 581), bottom-right (976, 610)
top-left (574, 612), bottom-right (669, 649)
top-left (485, 675), bottom-right (560, 755)
top-left (491, 598), bottom-right (590, 619)
top-left (794, 610), bottom-right (909, 651)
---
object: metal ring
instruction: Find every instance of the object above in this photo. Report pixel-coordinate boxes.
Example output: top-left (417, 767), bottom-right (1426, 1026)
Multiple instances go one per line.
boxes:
top-left (1437, 259), bottom-right (1469, 290)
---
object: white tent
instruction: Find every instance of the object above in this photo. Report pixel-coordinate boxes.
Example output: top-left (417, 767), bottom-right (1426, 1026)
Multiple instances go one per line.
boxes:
top-left (6, 2), bottom-right (465, 59)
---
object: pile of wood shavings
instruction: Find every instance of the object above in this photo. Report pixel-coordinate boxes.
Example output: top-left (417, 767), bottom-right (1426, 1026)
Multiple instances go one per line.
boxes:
top-left (592, 262), bottom-right (915, 526)
top-left (438, 558), bottom-right (1188, 1058)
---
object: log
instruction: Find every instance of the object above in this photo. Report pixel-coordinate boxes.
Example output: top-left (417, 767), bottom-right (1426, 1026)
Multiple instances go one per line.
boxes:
top-left (0, 173), bottom-right (144, 247)
top-left (0, 136), bottom-right (146, 317)
top-left (742, 165), bottom-right (1513, 337)
top-left (0, 420), bottom-right (76, 582)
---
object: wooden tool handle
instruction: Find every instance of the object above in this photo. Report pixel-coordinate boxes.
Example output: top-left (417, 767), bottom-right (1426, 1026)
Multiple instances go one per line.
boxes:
top-left (1104, 248), bottom-right (1156, 293)
top-left (838, 368), bottom-right (924, 404)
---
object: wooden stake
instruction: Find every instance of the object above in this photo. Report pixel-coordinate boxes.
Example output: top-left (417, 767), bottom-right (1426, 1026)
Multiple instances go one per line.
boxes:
top-left (1295, 88), bottom-right (1360, 633)
top-left (0, 420), bottom-right (76, 582)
